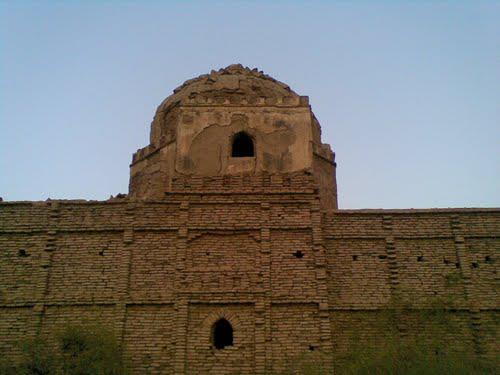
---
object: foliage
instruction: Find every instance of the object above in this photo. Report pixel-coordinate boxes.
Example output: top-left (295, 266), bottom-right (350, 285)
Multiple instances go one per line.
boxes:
top-left (332, 335), bottom-right (497, 375)
top-left (58, 323), bottom-right (128, 375)
top-left (278, 297), bottom-right (498, 375)
top-left (0, 323), bottom-right (128, 375)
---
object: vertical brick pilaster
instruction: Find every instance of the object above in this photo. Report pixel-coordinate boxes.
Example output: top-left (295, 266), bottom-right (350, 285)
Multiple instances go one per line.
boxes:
top-left (173, 298), bottom-right (189, 374)
top-left (256, 202), bottom-right (271, 374)
top-left (115, 303), bottom-right (127, 344)
top-left (450, 215), bottom-right (484, 357)
top-left (116, 201), bottom-right (135, 345)
top-left (173, 202), bottom-right (189, 374)
top-left (254, 300), bottom-right (267, 374)
top-left (383, 216), bottom-right (398, 296)
top-left (120, 202), bottom-right (136, 295)
top-left (176, 201), bottom-right (189, 291)
top-left (36, 201), bottom-right (60, 333)
top-left (383, 216), bottom-right (406, 336)
top-left (310, 199), bottom-right (333, 363)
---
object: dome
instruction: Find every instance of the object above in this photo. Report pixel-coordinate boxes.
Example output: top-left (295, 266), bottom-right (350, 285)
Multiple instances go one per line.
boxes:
top-left (156, 64), bottom-right (300, 114)
top-left (130, 64), bottom-right (336, 208)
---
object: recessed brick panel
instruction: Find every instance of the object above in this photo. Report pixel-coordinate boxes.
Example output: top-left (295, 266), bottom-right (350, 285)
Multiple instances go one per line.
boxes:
top-left (47, 232), bottom-right (123, 303)
top-left (129, 232), bottom-right (177, 301)
top-left (397, 238), bottom-right (466, 307)
top-left (123, 305), bottom-right (175, 375)
top-left (327, 239), bottom-right (391, 308)
top-left (271, 230), bottom-right (316, 299)
top-left (0, 234), bottom-right (46, 304)
top-left (271, 304), bottom-right (320, 373)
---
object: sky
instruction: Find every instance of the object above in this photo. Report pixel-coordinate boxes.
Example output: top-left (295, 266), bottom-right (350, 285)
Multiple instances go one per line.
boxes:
top-left (1, 0), bottom-right (498, 209)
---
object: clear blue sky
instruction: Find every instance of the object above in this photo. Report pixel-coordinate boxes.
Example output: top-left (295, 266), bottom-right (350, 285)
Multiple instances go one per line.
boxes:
top-left (1, 1), bottom-right (498, 208)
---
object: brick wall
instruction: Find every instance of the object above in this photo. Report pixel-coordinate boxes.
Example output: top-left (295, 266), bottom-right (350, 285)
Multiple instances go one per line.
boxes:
top-left (0, 198), bottom-right (498, 373)
top-left (324, 209), bottom-right (500, 362)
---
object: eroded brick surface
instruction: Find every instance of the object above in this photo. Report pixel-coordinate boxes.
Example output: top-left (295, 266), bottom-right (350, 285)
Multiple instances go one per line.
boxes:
top-left (0, 65), bottom-right (498, 372)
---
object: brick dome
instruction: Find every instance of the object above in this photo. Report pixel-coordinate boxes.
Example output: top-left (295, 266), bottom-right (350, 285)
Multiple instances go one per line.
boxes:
top-left (155, 64), bottom-right (300, 115)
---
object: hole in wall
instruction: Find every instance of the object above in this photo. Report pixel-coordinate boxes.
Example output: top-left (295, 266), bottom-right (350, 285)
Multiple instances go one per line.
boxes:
top-left (309, 345), bottom-right (315, 351)
top-left (293, 250), bottom-right (304, 259)
top-left (231, 132), bottom-right (254, 157)
top-left (443, 258), bottom-right (450, 265)
top-left (455, 262), bottom-right (460, 269)
top-left (212, 318), bottom-right (233, 350)
top-left (485, 255), bottom-right (492, 263)
top-left (471, 262), bottom-right (478, 269)
top-left (378, 255), bottom-right (387, 260)
top-left (417, 255), bottom-right (424, 262)
top-left (98, 250), bottom-right (105, 256)
top-left (18, 249), bottom-right (29, 257)
top-left (206, 251), bottom-right (210, 256)
top-left (352, 255), bottom-right (358, 261)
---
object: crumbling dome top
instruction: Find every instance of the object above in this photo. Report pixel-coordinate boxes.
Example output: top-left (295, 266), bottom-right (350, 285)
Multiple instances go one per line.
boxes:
top-left (156, 64), bottom-right (300, 114)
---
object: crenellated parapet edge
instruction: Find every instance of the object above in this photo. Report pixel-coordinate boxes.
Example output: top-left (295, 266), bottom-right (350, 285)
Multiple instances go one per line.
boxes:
top-left (131, 143), bottom-right (160, 165)
top-left (312, 142), bottom-right (335, 164)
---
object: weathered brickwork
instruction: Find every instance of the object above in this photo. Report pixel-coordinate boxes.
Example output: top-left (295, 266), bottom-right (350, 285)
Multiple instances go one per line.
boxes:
top-left (124, 305), bottom-right (176, 374)
top-left (324, 209), bottom-right (499, 363)
top-left (0, 65), bottom-right (498, 372)
top-left (271, 304), bottom-right (321, 372)
top-left (186, 304), bottom-right (255, 374)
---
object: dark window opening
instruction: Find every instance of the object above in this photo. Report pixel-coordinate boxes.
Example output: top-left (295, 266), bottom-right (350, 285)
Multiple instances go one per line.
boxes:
top-left (352, 255), bottom-right (358, 261)
top-left (417, 255), bottom-right (424, 262)
top-left (231, 132), bottom-right (254, 157)
top-left (293, 250), bottom-right (304, 259)
top-left (471, 262), bottom-right (478, 269)
top-left (212, 319), bottom-right (233, 350)
top-left (18, 249), bottom-right (29, 257)
top-left (378, 255), bottom-right (387, 260)
top-left (485, 255), bottom-right (492, 263)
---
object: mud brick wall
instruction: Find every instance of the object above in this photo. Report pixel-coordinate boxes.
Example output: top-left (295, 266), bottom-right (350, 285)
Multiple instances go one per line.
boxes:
top-left (124, 304), bottom-right (176, 374)
top-left (271, 230), bottom-right (317, 299)
top-left (171, 171), bottom-right (316, 194)
top-left (0, 307), bottom-right (37, 361)
top-left (270, 303), bottom-right (321, 373)
top-left (330, 310), bottom-right (395, 358)
top-left (324, 209), bottom-right (500, 362)
top-left (0, 198), bottom-right (498, 373)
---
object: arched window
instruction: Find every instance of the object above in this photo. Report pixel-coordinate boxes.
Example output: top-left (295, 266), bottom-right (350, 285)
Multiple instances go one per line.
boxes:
top-left (231, 132), bottom-right (254, 157)
top-left (212, 318), bottom-right (233, 349)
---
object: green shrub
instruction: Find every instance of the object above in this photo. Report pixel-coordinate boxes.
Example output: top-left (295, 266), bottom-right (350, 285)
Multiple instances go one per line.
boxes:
top-left (58, 324), bottom-right (127, 375)
top-left (0, 323), bottom-right (128, 375)
top-left (333, 336), bottom-right (497, 375)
